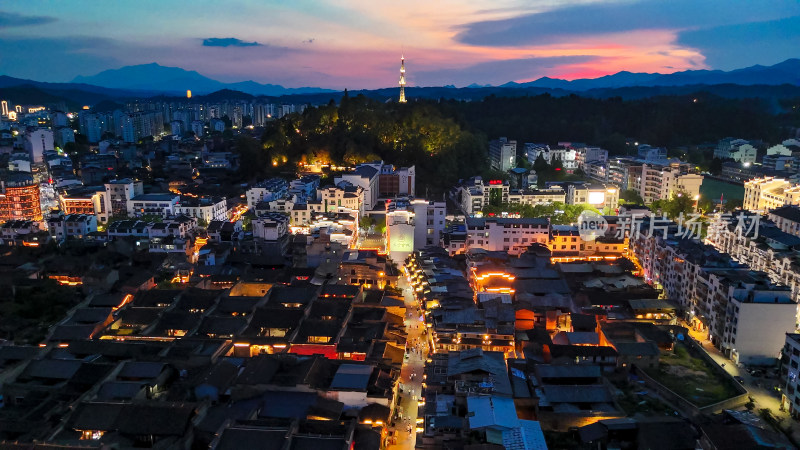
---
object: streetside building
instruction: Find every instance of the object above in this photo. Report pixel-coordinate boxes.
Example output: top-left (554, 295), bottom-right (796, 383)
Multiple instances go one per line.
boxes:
top-left (465, 217), bottom-right (550, 255)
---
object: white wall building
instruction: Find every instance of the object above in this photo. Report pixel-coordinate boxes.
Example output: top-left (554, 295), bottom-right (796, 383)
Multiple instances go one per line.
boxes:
top-left (465, 217), bottom-right (550, 255)
top-left (489, 137), bottom-right (517, 172)
top-left (744, 177), bottom-right (800, 213)
top-left (175, 196), bottom-right (228, 223)
top-left (253, 213), bottom-right (290, 241)
top-left (127, 193), bottom-right (180, 218)
top-left (386, 198), bottom-right (447, 263)
top-left (336, 164), bottom-right (381, 211)
top-left (47, 213), bottom-right (97, 242)
top-left (246, 178), bottom-right (289, 209)
top-left (25, 128), bottom-right (54, 163)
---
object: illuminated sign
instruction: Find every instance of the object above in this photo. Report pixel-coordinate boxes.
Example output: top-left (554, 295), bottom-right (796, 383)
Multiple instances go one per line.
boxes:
top-left (488, 180), bottom-right (503, 185)
top-left (587, 191), bottom-right (606, 205)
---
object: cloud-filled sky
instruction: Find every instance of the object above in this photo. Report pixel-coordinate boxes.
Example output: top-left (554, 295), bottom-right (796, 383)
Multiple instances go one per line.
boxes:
top-left (0, 0), bottom-right (798, 89)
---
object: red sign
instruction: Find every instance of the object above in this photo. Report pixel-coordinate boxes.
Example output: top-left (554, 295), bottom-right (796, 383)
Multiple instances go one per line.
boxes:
top-left (555, 168), bottom-right (561, 171)
top-left (489, 180), bottom-right (503, 185)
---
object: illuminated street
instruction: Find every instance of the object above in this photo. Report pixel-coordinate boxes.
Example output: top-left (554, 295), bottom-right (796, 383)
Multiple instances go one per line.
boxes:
top-left (386, 275), bottom-right (429, 449)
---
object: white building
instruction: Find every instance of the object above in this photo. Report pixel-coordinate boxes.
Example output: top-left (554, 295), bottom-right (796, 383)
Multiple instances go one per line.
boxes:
top-left (103, 179), bottom-right (144, 222)
top-left (253, 213), bottom-right (290, 241)
top-left (524, 143), bottom-right (550, 164)
top-left (127, 193), bottom-right (180, 218)
top-left (175, 196), bottom-right (228, 223)
top-left (385, 198), bottom-right (447, 263)
top-left (25, 128), bottom-right (54, 163)
top-left (336, 164), bottom-right (381, 211)
top-left (637, 144), bottom-right (667, 161)
top-left (724, 279), bottom-right (795, 365)
top-left (743, 177), bottom-right (800, 213)
top-left (465, 217), bottom-right (550, 255)
top-left (553, 182), bottom-right (619, 211)
top-left (318, 183), bottom-right (364, 215)
top-left (638, 162), bottom-right (703, 204)
top-left (550, 147), bottom-right (578, 173)
top-left (0, 220), bottom-right (40, 245)
top-left (489, 137), bottom-right (517, 172)
top-left (47, 213), bottom-right (97, 242)
top-left (246, 178), bottom-right (289, 209)
top-left (715, 138), bottom-right (757, 164)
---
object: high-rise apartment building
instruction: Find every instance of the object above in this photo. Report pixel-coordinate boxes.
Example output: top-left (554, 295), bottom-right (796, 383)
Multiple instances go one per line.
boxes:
top-left (0, 174), bottom-right (42, 222)
top-left (489, 137), bottom-right (517, 172)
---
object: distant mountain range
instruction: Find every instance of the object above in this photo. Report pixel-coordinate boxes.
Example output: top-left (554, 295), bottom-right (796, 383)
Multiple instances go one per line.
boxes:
top-left (503, 59), bottom-right (800, 90)
top-left (71, 63), bottom-right (336, 96)
top-left (1, 59), bottom-right (800, 110)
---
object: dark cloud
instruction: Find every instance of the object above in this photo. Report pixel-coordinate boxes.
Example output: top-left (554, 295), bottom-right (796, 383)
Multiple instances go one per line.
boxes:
top-left (202, 37), bottom-right (262, 47)
top-left (413, 55), bottom-right (599, 87)
top-left (677, 16), bottom-right (800, 69)
top-left (0, 11), bottom-right (56, 28)
top-left (454, 0), bottom-right (800, 47)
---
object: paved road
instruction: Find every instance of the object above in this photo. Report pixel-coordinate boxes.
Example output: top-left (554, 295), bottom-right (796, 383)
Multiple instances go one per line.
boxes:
top-left (683, 321), bottom-right (800, 441)
top-left (386, 276), bottom-right (429, 449)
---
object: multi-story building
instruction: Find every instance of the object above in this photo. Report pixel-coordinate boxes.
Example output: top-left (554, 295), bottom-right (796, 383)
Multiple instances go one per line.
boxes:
top-left (584, 160), bottom-right (608, 182)
top-left (638, 161), bottom-right (703, 204)
top-left (457, 177), bottom-right (509, 214)
top-left (103, 179), bottom-right (144, 222)
top-left (550, 146), bottom-right (578, 173)
top-left (457, 176), bottom-right (568, 215)
top-left (552, 181), bottom-right (619, 211)
top-left (632, 220), bottom-right (796, 364)
top-left (47, 213), bottom-right (98, 242)
top-left (246, 178), bottom-right (289, 209)
top-left (575, 146), bottom-right (609, 169)
top-left (769, 206), bottom-right (800, 237)
top-left (488, 137), bottom-right (517, 172)
top-left (175, 196), bottom-right (228, 223)
top-left (714, 138), bottom-right (757, 163)
top-left (252, 213), bottom-right (290, 241)
top-left (127, 194), bottom-right (180, 218)
top-left (507, 188), bottom-right (566, 207)
top-left (464, 217), bottom-right (549, 255)
top-left (58, 186), bottom-right (105, 217)
top-left (608, 158), bottom-right (639, 191)
top-left (386, 197), bottom-right (446, 263)
top-left (743, 177), bottom-right (800, 212)
top-left (637, 144), bottom-right (667, 161)
top-left (335, 163), bottom-right (382, 211)
top-left (378, 164), bottom-right (415, 198)
top-left (25, 128), bottom-right (54, 163)
top-left (0, 220), bottom-right (41, 245)
top-left (318, 183), bottom-right (364, 215)
top-left (524, 143), bottom-right (549, 164)
top-left (0, 174), bottom-right (42, 222)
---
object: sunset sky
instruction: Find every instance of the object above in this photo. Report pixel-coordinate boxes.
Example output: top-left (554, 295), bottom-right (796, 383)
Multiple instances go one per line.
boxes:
top-left (1, 0), bottom-right (798, 89)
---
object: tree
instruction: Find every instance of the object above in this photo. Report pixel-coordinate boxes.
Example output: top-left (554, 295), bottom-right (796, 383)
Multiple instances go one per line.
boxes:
top-left (359, 216), bottom-right (375, 230)
top-left (723, 198), bottom-right (743, 213)
top-left (533, 153), bottom-right (549, 174)
top-left (709, 157), bottom-right (723, 175)
top-left (659, 191), bottom-right (696, 220)
top-left (620, 189), bottom-right (644, 205)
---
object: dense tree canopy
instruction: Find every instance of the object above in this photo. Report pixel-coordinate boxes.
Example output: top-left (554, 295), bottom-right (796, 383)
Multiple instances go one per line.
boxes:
top-left (228, 92), bottom-right (787, 194)
top-left (481, 202), bottom-right (600, 225)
